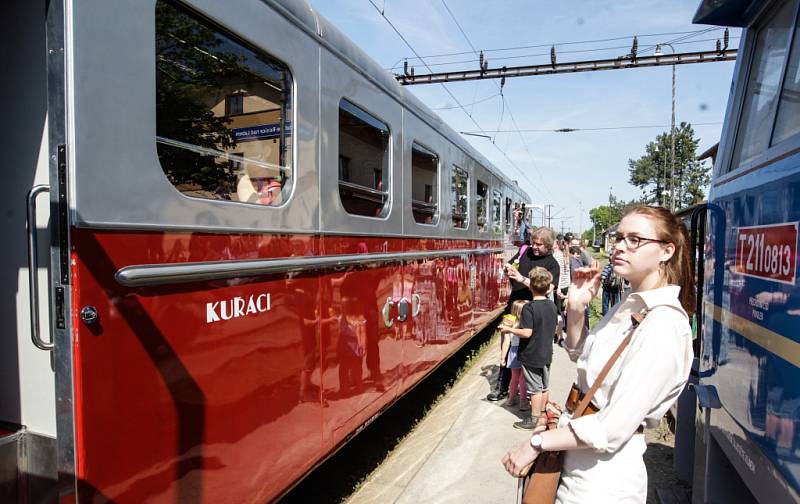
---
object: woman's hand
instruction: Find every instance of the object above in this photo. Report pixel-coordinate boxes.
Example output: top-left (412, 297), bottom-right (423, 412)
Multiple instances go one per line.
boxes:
top-left (567, 259), bottom-right (602, 310)
top-left (505, 264), bottom-right (524, 283)
top-left (501, 425), bottom-right (546, 477)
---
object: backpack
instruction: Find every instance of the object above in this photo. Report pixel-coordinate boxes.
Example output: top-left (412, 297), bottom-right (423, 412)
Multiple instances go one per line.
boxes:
top-left (610, 272), bottom-right (623, 290)
top-left (603, 267), bottom-right (623, 291)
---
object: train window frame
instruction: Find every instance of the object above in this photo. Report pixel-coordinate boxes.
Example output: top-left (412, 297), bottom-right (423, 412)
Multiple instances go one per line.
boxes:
top-left (492, 188), bottom-right (503, 235)
top-left (154, 0), bottom-right (296, 209)
top-left (723, 1), bottom-right (800, 177)
top-left (771, 2), bottom-right (800, 147)
top-left (451, 165), bottom-right (469, 230)
top-left (476, 179), bottom-right (489, 233)
top-left (337, 98), bottom-right (392, 219)
top-left (504, 196), bottom-right (512, 234)
top-left (410, 141), bottom-right (440, 226)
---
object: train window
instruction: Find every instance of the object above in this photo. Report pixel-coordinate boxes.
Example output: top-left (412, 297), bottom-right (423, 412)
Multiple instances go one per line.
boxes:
top-left (451, 166), bottom-right (469, 229)
top-left (729, 1), bottom-right (794, 171)
top-left (155, 0), bottom-right (294, 207)
top-left (505, 197), bottom-right (512, 233)
top-left (411, 142), bottom-right (439, 225)
top-left (772, 13), bottom-right (800, 145)
top-left (492, 189), bottom-right (502, 234)
top-left (476, 180), bottom-right (488, 232)
top-left (338, 99), bottom-right (391, 218)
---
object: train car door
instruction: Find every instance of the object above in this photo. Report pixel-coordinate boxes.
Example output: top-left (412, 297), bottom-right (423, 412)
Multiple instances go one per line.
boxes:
top-left (401, 121), bottom-right (449, 387)
top-left (491, 178), bottom-right (511, 311)
top-left (472, 166), bottom-right (497, 332)
top-left (318, 46), bottom-right (404, 446)
top-left (60, 1), bottom-right (325, 502)
top-left (440, 157), bottom-right (475, 356)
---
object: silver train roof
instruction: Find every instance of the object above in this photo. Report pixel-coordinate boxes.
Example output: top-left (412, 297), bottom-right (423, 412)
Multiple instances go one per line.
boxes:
top-left (266, 0), bottom-right (531, 201)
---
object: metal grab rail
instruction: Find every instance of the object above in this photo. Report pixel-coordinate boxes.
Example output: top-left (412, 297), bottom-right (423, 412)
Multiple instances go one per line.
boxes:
top-left (26, 185), bottom-right (53, 351)
top-left (116, 247), bottom-right (504, 287)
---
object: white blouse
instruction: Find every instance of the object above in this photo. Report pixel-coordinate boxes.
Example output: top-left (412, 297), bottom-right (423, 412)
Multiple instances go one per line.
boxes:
top-left (565, 285), bottom-right (693, 453)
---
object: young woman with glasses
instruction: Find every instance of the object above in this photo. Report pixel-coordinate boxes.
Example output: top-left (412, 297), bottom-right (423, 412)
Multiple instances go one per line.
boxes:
top-left (502, 206), bottom-right (694, 503)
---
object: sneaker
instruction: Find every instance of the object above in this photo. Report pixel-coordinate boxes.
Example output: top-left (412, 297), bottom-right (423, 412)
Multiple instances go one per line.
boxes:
top-left (486, 389), bottom-right (508, 402)
top-left (505, 396), bottom-right (519, 407)
top-left (513, 416), bottom-right (538, 430)
top-left (519, 403), bottom-right (529, 412)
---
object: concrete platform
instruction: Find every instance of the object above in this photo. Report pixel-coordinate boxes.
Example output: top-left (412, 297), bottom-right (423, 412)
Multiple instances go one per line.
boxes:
top-left (347, 339), bottom-right (577, 504)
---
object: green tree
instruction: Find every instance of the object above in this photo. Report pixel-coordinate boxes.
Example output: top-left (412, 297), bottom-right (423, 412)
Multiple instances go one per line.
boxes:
top-left (628, 123), bottom-right (711, 209)
top-left (589, 204), bottom-right (621, 234)
top-left (587, 195), bottom-right (642, 241)
top-left (155, 2), bottom-right (251, 196)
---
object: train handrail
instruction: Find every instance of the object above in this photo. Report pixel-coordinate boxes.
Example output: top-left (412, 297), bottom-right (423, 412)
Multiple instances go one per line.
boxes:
top-left (115, 246), bottom-right (504, 287)
top-left (689, 203), bottom-right (708, 359)
top-left (26, 184), bottom-right (54, 351)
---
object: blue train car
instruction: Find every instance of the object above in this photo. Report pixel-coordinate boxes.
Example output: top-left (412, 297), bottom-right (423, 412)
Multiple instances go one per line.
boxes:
top-left (689, 1), bottom-right (800, 502)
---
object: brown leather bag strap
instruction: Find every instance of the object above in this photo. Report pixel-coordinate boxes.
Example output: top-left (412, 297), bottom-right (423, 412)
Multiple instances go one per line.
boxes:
top-left (571, 309), bottom-right (648, 419)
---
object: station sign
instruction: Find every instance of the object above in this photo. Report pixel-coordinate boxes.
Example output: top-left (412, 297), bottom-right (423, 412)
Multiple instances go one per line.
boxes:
top-left (232, 122), bottom-right (292, 142)
top-left (734, 222), bottom-right (798, 285)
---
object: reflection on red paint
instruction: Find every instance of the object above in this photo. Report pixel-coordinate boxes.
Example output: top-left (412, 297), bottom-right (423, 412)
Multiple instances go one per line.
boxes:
top-left (70, 230), bottom-right (507, 502)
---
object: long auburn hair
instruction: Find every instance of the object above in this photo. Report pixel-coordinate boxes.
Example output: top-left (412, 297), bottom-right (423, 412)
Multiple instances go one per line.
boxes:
top-left (623, 206), bottom-right (696, 316)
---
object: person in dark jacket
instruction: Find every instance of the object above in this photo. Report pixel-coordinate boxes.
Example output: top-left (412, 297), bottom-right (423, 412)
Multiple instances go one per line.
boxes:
top-left (506, 227), bottom-right (561, 295)
top-left (487, 227), bottom-right (560, 401)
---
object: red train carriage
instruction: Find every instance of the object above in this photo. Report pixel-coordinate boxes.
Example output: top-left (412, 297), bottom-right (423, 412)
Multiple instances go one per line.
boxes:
top-left (2, 0), bottom-right (529, 502)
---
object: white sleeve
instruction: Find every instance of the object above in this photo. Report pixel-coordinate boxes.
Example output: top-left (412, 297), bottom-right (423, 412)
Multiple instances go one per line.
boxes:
top-left (564, 301), bottom-right (616, 362)
top-left (568, 310), bottom-right (690, 453)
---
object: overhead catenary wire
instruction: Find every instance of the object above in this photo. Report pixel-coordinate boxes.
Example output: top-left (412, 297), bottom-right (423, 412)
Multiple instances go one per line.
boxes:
top-left (638, 25), bottom-right (720, 54)
top-left (389, 35), bottom-right (738, 71)
top-left (389, 26), bottom-right (725, 70)
top-left (439, 0), bottom-right (559, 206)
top-left (431, 92), bottom-right (501, 110)
top-left (396, 28), bottom-right (726, 62)
top-left (390, 15), bottom-right (727, 230)
top-left (366, 0), bottom-right (548, 201)
top-left (494, 89), bottom-right (505, 144)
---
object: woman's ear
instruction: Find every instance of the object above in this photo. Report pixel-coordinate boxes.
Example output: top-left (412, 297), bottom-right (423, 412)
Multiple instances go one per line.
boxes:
top-left (660, 242), bottom-right (676, 263)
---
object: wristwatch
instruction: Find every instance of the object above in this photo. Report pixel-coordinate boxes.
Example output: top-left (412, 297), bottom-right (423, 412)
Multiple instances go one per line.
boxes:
top-left (529, 433), bottom-right (544, 450)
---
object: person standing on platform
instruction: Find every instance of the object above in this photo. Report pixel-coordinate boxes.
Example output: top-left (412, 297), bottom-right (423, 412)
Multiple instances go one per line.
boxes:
top-left (502, 300), bottom-right (529, 409)
top-left (552, 240), bottom-right (569, 313)
top-left (600, 262), bottom-right (622, 315)
top-left (568, 235), bottom-right (592, 267)
top-left (502, 206), bottom-right (694, 504)
top-left (552, 239), bottom-right (570, 343)
top-left (487, 227), bottom-right (561, 402)
top-left (506, 227), bottom-right (561, 294)
top-left (502, 267), bottom-right (558, 430)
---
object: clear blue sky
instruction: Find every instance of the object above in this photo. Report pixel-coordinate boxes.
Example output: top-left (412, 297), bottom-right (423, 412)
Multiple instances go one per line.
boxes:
top-left (309, 0), bottom-right (739, 234)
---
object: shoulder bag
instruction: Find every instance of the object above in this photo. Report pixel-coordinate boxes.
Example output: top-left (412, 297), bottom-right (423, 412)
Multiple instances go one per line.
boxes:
top-left (517, 309), bottom-right (649, 504)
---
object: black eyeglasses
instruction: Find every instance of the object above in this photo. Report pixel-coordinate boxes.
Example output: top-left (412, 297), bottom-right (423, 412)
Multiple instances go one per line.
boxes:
top-left (613, 234), bottom-right (668, 250)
